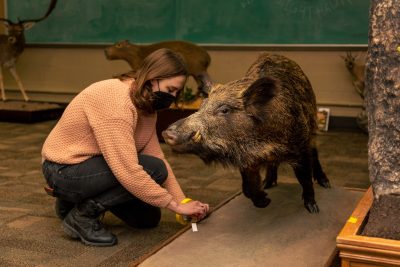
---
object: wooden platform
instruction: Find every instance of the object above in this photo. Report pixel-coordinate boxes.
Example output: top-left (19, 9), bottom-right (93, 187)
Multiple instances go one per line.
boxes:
top-left (137, 184), bottom-right (363, 267)
top-left (336, 187), bottom-right (400, 267)
top-left (0, 101), bottom-right (65, 123)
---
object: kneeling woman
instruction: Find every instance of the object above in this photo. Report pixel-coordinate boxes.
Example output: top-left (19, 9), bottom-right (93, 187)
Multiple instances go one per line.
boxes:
top-left (41, 48), bottom-right (209, 247)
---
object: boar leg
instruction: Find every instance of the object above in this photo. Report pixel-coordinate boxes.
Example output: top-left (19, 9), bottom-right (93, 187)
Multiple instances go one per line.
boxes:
top-left (240, 168), bottom-right (271, 208)
top-left (292, 155), bottom-right (319, 213)
top-left (311, 148), bottom-right (331, 188)
top-left (264, 162), bottom-right (278, 189)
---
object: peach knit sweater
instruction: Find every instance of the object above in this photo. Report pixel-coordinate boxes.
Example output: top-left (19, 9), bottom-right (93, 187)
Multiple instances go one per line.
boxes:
top-left (41, 79), bottom-right (185, 208)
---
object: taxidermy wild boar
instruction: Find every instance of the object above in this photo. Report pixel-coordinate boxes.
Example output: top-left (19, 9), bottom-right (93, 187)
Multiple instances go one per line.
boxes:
top-left (104, 40), bottom-right (212, 95)
top-left (162, 53), bottom-right (330, 213)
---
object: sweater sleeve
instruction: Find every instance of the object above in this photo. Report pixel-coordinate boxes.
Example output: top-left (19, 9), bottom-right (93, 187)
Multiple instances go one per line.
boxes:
top-left (141, 126), bottom-right (186, 203)
top-left (91, 118), bottom-right (174, 208)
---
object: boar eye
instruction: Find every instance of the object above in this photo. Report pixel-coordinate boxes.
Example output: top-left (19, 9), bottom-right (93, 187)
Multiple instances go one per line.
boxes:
top-left (217, 105), bottom-right (231, 115)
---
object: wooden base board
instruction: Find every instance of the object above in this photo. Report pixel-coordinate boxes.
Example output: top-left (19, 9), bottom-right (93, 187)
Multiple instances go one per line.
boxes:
top-left (336, 187), bottom-right (400, 267)
top-left (0, 100), bottom-right (65, 123)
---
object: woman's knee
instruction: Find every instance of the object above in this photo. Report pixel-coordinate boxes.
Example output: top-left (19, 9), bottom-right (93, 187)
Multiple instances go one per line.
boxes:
top-left (138, 154), bottom-right (168, 184)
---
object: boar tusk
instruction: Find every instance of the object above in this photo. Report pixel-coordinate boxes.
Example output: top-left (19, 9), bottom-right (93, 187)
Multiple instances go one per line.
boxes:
top-left (192, 130), bottom-right (202, 143)
top-left (194, 134), bottom-right (202, 143)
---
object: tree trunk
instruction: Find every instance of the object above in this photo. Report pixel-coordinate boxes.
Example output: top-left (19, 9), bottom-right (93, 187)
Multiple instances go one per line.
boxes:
top-left (362, 0), bottom-right (400, 239)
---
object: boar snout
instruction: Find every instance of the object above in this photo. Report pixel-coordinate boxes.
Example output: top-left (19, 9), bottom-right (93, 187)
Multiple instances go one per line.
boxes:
top-left (162, 125), bottom-right (179, 146)
top-left (162, 119), bottom-right (203, 151)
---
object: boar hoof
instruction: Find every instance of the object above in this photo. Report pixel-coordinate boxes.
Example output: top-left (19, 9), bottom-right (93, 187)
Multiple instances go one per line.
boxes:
top-left (242, 187), bottom-right (251, 198)
top-left (252, 196), bottom-right (271, 208)
top-left (264, 180), bottom-right (277, 189)
top-left (314, 174), bottom-right (331, 189)
top-left (317, 179), bottom-right (331, 189)
top-left (304, 201), bottom-right (319, 213)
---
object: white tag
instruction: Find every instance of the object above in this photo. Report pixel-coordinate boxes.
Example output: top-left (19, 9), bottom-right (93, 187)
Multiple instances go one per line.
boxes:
top-left (191, 223), bottom-right (198, 232)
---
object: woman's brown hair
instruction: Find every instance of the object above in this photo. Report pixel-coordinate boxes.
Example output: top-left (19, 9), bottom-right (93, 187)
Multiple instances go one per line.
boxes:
top-left (117, 48), bottom-right (188, 113)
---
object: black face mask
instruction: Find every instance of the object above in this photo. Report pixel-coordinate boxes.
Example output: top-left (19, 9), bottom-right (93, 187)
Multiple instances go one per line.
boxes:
top-left (152, 91), bottom-right (176, 111)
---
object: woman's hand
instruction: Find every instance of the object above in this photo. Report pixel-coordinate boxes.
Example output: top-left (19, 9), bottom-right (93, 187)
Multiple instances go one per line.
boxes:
top-left (167, 199), bottom-right (209, 220)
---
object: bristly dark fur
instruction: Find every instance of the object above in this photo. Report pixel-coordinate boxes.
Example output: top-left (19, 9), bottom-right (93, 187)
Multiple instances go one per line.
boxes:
top-left (163, 53), bottom-right (329, 212)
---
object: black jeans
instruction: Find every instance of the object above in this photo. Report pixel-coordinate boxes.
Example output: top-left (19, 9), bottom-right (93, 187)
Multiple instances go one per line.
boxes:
top-left (42, 154), bottom-right (168, 228)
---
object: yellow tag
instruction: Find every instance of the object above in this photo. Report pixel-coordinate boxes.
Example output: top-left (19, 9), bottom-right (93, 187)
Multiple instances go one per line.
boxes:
top-left (347, 216), bottom-right (358, 223)
top-left (397, 46), bottom-right (400, 53)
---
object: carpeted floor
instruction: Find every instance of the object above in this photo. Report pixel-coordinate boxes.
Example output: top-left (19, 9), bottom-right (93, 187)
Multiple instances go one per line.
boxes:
top-left (0, 120), bottom-right (370, 266)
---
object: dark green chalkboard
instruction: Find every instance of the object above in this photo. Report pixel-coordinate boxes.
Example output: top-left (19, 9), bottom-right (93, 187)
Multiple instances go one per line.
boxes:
top-left (7, 0), bottom-right (369, 45)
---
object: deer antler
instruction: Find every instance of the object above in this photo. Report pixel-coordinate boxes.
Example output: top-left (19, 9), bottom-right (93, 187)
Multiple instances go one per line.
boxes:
top-left (18, 0), bottom-right (58, 23)
top-left (0, 18), bottom-right (13, 24)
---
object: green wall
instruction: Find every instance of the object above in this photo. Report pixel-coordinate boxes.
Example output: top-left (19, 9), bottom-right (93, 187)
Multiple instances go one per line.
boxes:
top-left (8, 0), bottom-right (369, 45)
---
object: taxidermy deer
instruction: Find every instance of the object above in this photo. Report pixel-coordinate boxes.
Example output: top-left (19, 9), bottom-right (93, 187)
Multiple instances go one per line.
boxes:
top-left (341, 51), bottom-right (365, 99)
top-left (341, 51), bottom-right (368, 133)
top-left (0, 0), bottom-right (57, 101)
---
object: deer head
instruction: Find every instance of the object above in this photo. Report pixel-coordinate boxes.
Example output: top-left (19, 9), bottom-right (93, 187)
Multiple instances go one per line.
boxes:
top-left (341, 51), bottom-right (358, 72)
top-left (0, 0), bottom-right (57, 54)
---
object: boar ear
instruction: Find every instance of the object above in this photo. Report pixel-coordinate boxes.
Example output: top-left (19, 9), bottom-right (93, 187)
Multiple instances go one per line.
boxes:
top-left (242, 77), bottom-right (277, 121)
top-left (209, 83), bottom-right (224, 94)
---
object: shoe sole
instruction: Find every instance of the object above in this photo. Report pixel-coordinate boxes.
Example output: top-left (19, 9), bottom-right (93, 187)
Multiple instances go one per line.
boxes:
top-left (62, 221), bottom-right (117, 247)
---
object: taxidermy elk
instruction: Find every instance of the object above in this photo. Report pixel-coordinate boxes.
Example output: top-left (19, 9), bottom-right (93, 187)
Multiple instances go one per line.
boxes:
top-left (0, 0), bottom-right (57, 101)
